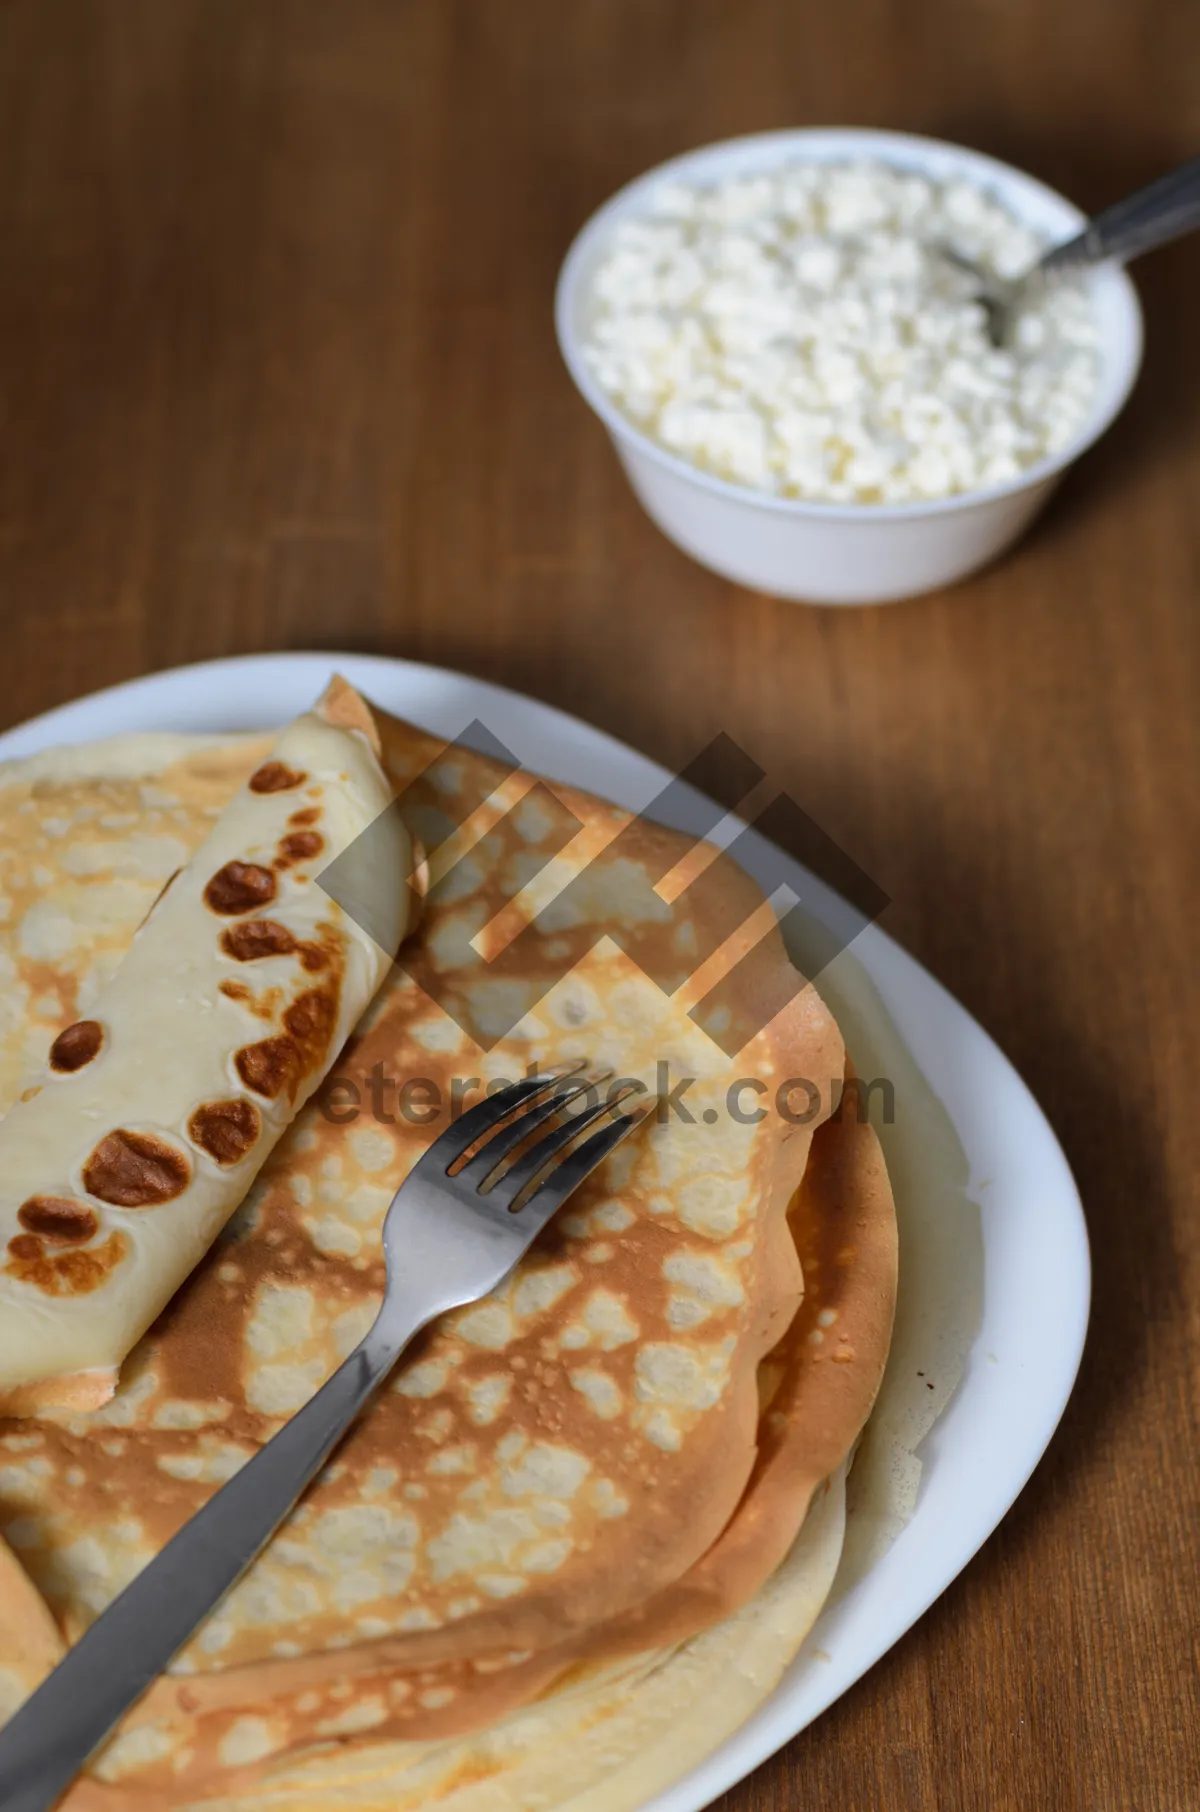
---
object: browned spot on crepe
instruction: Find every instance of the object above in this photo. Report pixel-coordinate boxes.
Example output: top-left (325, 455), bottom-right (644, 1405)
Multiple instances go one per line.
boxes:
top-left (204, 862), bottom-right (277, 916)
top-left (288, 807), bottom-right (320, 828)
top-left (249, 761), bottom-right (307, 794)
top-left (17, 1196), bottom-right (99, 1244)
top-left (218, 980), bottom-right (285, 1023)
top-left (48, 1020), bottom-right (104, 1073)
top-left (235, 1036), bottom-right (302, 1100)
top-left (283, 985), bottom-right (337, 1055)
top-left (220, 918), bottom-right (332, 975)
top-left (4, 1230), bottom-right (126, 1296)
top-left (221, 919), bottom-right (297, 962)
top-left (83, 1130), bottom-right (192, 1207)
top-left (188, 1100), bottom-right (262, 1166)
top-left (273, 830), bottom-right (324, 870)
top-left (234, 975), bottom-right (342, 1102)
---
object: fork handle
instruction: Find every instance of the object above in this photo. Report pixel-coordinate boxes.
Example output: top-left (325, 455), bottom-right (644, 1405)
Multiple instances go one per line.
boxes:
top-left (0, 1315), bottom-right (418, 1812)
top-left (1041, 154), bottom-right (1200, 277)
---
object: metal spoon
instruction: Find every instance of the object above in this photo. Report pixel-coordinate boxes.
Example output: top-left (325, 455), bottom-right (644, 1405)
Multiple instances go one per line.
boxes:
top-left (947, 153), bottom-right (1200, 346)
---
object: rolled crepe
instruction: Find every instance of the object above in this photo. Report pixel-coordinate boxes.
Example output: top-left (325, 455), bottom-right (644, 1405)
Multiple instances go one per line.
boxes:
top-left (0, 678), bottom-right (410, 1415)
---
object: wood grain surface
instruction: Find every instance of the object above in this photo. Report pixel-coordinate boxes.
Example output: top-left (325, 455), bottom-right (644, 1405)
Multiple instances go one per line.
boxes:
top-left (0, 4), bottom-right (1196, 1806)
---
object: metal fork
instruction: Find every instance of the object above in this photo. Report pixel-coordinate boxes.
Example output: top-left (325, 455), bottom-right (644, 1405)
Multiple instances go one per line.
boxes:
top-left (0, 1070), bottom-right (646, 1812)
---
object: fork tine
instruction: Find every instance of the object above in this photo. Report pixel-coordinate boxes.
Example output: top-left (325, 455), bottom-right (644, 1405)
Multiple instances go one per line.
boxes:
top-left (516, 1108), bottom-right (649, 1223)
top-left (415, 1070), bottom-right (579, 1177)
top-left (451, 1074), bottom-right (604, 1189)
top-left (485, 1084), bottom-right (642, 1207)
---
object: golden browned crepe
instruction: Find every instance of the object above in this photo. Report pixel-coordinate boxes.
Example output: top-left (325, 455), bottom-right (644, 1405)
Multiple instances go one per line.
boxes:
top-left (165, 1469), bottom-right (849, 1812)
top-left (57, 1100), bottom-right (895, 1809)
top-left (0, 680), bottom-right (411, 1416)
top-left (0, 702), bottom-right (897, 1806)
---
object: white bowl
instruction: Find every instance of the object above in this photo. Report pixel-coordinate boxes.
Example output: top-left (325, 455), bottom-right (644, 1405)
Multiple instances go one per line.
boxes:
top-left (555, 128), bottom-right (1144, 606)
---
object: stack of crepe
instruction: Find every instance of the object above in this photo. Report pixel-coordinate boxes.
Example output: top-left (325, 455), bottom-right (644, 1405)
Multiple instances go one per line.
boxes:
top-left (0, 680), bottom-right (897, 1810)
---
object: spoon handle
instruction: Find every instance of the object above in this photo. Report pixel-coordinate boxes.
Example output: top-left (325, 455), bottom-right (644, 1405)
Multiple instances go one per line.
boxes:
top-left (1041, 154), bottom-right (1200, 277)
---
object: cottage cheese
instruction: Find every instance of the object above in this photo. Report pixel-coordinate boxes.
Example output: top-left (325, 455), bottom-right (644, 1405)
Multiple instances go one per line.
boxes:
top-left (582, 160), bottom-right (1102, 504)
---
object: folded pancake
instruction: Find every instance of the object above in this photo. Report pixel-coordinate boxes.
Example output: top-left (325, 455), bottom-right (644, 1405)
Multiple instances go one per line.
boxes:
top-left (55, 1101), bottom-right (895, 1807)
top-left (522, 1074), bottom-right (898, 1664)
top-left (0, 681), bottom-right (411, 1416)
top-left (0, 699), bottom-right (896, 1806)
top-left (217, 1472), bottom-right (847, 1812)
top-left (67, 1478), bottom-right (850, 1811)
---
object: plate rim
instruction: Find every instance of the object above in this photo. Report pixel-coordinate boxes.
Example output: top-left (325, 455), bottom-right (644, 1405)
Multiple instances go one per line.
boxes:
top-left (0, 652), bottom-right (1091, 1807)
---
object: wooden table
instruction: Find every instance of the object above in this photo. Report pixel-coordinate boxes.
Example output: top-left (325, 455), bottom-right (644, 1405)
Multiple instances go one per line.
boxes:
top-left (0, 4), bottom-right (1196, 1806)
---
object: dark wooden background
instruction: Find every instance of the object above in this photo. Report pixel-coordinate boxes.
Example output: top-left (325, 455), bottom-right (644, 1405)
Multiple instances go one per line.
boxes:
top-left (0, 3), bottom-right (1196, 1806)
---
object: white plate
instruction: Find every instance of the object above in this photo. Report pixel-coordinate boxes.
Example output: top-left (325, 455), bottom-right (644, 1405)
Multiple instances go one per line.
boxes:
top-left (0, 653), bottom-right (1090, 1808)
